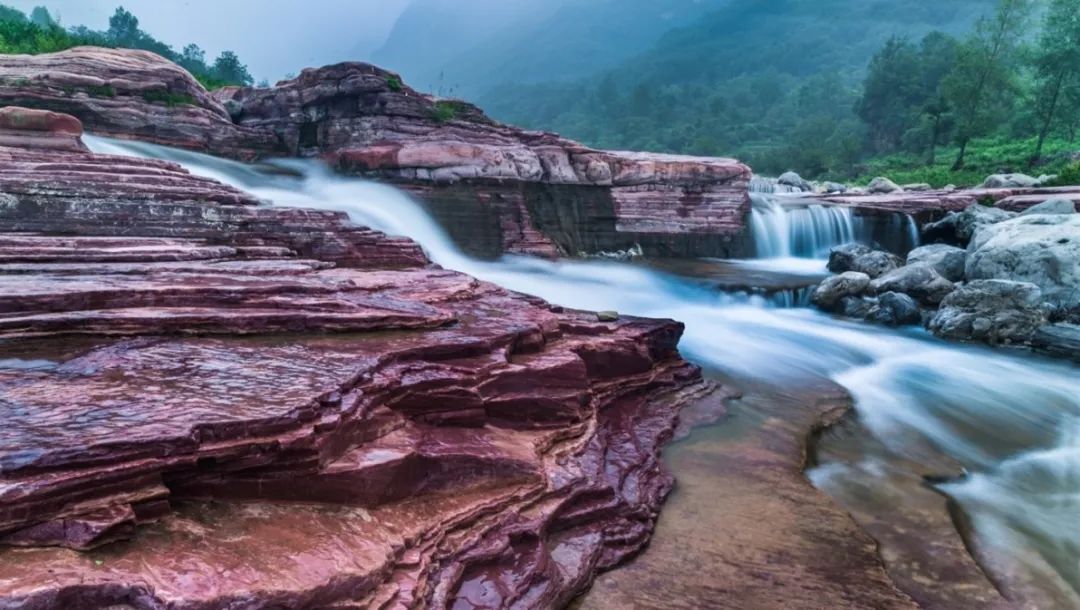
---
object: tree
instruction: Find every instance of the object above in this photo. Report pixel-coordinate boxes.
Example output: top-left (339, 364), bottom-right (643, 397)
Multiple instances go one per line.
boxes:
top-left (212, 50), bottom-right (253, 86)
top-left (178, 43), bottom-right (206, 72)
top-left (857, 36), bottom-right (923, 152)
top-left (107, 6), bottom-right (140, 47)
top-left (29, 6), bottom-right (55, 27)
top-left (1029, 0), bottom-right (1080, 163)
top-left (943, 0), bottom-right (1033, 170)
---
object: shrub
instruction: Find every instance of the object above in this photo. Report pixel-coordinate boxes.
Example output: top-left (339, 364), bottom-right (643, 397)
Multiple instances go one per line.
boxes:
top-left (85, 84), bottom-right (115, 98)
top-left (141, 89), bottom-right (196, 107)
top-left (1047, 161), bottom-right (1080, 187)
top-left (431, 100), bottom-right (466, 123)
top-left (385, 74), bottom-right (403, 92)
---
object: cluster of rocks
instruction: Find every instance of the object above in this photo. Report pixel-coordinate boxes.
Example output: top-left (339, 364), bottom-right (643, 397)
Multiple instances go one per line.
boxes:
top-left (812, 198), bottom-right (1079, 358)
top-left (0, 107), bottom-right (717, 608)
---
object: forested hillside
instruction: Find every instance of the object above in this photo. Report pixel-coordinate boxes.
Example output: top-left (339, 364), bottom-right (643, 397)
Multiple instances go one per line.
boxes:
top-left (478, 0), bottom-right (1000, 177)
top-left (371, 0), bottom-right (727, 97)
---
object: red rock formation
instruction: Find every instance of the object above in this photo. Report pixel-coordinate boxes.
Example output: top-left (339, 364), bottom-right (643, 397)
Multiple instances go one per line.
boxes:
top-left (0, 46), bottom-right (276, 158)
top-left (0, 107), bottom-right (713, 608)
top-left (1, 48), bottom-right (752, 260)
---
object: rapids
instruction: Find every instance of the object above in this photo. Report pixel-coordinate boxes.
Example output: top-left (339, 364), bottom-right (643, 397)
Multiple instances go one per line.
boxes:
top-left (87, 136), bottom-right (1080, 604)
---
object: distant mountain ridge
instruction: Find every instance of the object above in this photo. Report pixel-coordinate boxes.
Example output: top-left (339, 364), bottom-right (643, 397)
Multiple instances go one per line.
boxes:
top-left (371, 0), bottom-right (728, 97)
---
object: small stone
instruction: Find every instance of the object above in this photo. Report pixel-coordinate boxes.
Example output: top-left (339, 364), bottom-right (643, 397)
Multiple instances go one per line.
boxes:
top-left (597, 311), bottom-right (619, 322)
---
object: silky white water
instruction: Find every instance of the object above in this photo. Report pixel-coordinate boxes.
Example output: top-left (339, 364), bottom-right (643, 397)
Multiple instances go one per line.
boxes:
top-left (87, 135), bottom-right (1080, 599)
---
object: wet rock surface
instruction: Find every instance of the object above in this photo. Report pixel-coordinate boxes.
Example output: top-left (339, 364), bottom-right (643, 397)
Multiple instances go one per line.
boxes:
top-left (812, 199), bottom-right (1078, 357)
top-left (0, 108), bottom-right (714, 608)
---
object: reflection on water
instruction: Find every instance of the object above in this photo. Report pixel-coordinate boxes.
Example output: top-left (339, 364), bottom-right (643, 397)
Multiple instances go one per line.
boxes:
top-left (87, 135), bottom-right (1080, 602)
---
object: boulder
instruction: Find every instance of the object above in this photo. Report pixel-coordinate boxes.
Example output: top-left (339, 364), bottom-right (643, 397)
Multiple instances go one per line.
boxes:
top-left (841, 295), bottom-right (876, 318)
top-left (870, 263), bottom-right (956, 306)
top-left (922, 203), bottom-right (1015, 246)
top-left (827, 243), bottom-right (900, 278)
top-left (902, 183), bottom-right (932, 192)
top-left (966, 214), bottom-right (1080, 315)
top-left (1031, 324), bottom-right (1080, 362)
top-left (822, 181), bottom-right (848, 194)
top-left (1019, 198), bottom-right (1077, 216)
top-left (906, 244), bottom-right (967, 282)
top-left (811, 271), bottom-right (871, 310)
top-left (828, 243), bottom-right (873, 273)
top-left (928, 280), bottom-right (1047, 344)
top-left (981, 173), bottom-right (1039, 189)
top-left (778, 171), bottom-right (812, 192)
top-left (867, 291), bottom-right (922, 326)
top-left (867, 176), bottom-right (903, 194)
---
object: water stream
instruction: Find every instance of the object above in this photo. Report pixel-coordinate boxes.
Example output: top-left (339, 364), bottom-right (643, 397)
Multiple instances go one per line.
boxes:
top-left (87, 136), bottom-right (1080, 604)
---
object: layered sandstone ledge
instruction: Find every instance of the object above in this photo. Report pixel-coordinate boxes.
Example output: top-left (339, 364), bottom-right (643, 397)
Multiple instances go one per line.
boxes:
top-left (0, 47), bottom-right (751, 259)
top-left (0, 108), bottom-right (713, 608)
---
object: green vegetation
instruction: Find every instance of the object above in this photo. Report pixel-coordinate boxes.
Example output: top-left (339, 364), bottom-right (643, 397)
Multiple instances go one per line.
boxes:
top-left (0, 4), bottom-right (253, 88)
top-left (141, 90), bottom-right (196, 107)
top-left (85, 84), bottom-right (116, 98)
top-left (385, 74), bottom-right (404, 92)
top-left (480, 0), bottom-right (1080, 186)
top-left (431, 100), bottom-right (467, 123)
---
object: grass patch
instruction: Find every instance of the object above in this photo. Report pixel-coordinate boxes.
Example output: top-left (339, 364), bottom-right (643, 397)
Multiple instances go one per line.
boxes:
top-left (838, 136), bottom-right (1080, 188)
top-left (431, 100), bottom-right (469, 123)
top-left (385, 74), bottom-right (403, 92)
top-left (85, 84), bottom-right (115, 98)
top-left (141, 90), bottom-right (197, 107)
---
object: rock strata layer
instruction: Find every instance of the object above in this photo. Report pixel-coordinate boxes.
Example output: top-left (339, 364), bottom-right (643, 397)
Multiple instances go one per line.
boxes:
top-left (0, 107), bottom-right (712, 608)
top-left (1, 47), bottom-right (752, 260)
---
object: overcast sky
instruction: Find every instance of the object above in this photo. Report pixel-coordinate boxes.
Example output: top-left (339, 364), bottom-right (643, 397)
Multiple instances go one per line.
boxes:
top-left (4, 0), bottom-right (412, 82)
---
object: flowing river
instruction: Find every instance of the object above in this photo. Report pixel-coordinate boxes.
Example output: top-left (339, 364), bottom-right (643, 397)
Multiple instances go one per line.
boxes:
top-left (87, 136), bottom-right (1080, 607)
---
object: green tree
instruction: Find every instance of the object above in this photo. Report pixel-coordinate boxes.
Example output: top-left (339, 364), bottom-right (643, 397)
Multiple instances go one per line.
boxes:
top-left (857, 36), bottom-right (923, 152)
top-left (943, 0), bottom-right (1033, 170)
top-left (1029, 0), bottom-right (1080, 163)
top-left (178, 43), bottom-right (206, 72)
top-left (212, 50), bottom-right (253, 86)
top-left (107, 6), bottom-right (140, 47)
top-left (28, 6), bottom-right (54, 27)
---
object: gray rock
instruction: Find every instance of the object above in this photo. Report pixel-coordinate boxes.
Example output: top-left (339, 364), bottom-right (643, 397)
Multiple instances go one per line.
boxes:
top-left (867, 291), bottom-right (922, 326)
top-left (597, 310), bottom-right (620, 322)
top-left (778, 171), bottom-right (812, 192)
top-left (841, 295), bottom-right (875, 318)
top-left (822, 181), bottom-right (848, 194)
top-left (851, 250), bottom-right (902, 278)
top-left (812, 272), bottom-right (872, 310)
top-left (966, 214), bottom-right (1080, 314)
top-left (867, 176), bottom-right (903, 194)
top-left (827, 243), bottom-right (873, 273)
top-left (222, 99), bottom-right (244, 122)
top-left (870, 263), bottom-right (956, 306)
top-left (902, 183), bottom-right (932, 192)
top-left (1031, 324), bottom-right (1080, 362)
top-left (923, 203), bottom-right (1015, 246)
top-left (846, 187), bottom-right (868, 196)
top-left (906, 244), bottom-right (967, 282)
top-left (1019, 198), bottom-right (1077, 216)
top-left (928, 280), bottom-right (1047, 344)
top-left (827, 243), bottom-right (900, 278)
top-left (981, 173), bottom-right (1039, 189)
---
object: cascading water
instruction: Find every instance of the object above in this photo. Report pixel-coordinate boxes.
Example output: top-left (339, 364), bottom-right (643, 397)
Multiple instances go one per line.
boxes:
top-left (749, 192), bottom-right (857, 259)
top-left (86, 135), bottom-right (1080, 604)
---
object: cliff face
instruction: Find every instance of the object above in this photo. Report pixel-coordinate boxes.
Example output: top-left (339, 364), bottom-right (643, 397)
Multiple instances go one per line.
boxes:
top-left (0, 48), bottom-right (752, 260)
top-left (0, 107), bottom-right (715, 608)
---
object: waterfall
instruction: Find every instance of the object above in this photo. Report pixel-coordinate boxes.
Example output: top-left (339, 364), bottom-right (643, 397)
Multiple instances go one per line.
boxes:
top-left (749, 192), bottom-right (856, 259)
